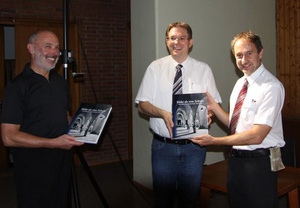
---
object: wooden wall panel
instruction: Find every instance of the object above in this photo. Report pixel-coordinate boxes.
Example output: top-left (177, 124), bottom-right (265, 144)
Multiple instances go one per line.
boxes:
top-left (277, 0), bottom-right (300, 118)
top-left (277, 0), bottom-right (300, 167)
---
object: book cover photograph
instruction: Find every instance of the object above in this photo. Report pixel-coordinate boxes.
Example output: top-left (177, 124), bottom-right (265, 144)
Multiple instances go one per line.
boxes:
top-left (67, 103), bottom-right (112, 144)
top-left (172, 93), bottom-right (208, 139)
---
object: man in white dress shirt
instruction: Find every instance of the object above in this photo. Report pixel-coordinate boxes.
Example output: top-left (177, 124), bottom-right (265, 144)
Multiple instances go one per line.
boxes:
top-left (135, 22), bottom-right (221, 208)
top-left (191, 31), bottom-right (285, 208)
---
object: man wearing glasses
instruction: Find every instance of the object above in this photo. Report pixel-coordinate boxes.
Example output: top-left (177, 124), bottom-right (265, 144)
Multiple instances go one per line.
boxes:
top-left (135, 22), bottom-right (221, 208)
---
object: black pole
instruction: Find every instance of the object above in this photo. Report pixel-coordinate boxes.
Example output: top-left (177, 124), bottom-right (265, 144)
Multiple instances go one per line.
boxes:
top-left (63, 0), bottom-right (68, 80)
top-left (62, 1), bottom-right (80, 206)
top-left (75, 147), bottom-right (110, 208)
top-left (62, 0), bottom-right (109, 207)
top-left (71, 163), bottom-right (80, 208)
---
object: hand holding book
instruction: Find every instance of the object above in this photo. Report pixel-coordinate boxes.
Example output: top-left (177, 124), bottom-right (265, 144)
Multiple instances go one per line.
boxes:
top-left (172, 93), bottom-right (208, 139)
top-left (67, 103), bottom-right (112, 144)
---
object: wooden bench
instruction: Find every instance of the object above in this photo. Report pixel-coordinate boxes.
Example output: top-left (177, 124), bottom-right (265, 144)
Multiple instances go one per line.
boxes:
top-left (200, 160), bottom-right (300, 208)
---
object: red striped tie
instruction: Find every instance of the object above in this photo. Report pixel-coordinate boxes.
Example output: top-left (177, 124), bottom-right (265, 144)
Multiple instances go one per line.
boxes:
top-left (229, 78), bottom-right (248, 135)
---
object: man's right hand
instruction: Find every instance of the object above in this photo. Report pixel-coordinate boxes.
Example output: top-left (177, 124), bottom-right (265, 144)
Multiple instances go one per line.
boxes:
top-left (138, 101), bottom-right (174, 139)
top-left (161, 111), bottom-right (174, 139)
top-left (53, 134), bottom-right (84, 150)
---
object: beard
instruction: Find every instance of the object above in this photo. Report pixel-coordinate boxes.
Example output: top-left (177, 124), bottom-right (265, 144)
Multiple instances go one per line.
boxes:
top-left (34, 49), bottom-right (59, 71)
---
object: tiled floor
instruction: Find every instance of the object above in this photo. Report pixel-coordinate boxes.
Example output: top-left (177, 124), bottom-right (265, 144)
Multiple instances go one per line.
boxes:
top-left (0, 159), bottom-right (292, 208)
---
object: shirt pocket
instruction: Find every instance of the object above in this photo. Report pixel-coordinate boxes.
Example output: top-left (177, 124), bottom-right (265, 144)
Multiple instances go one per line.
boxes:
top-left (186, 82), bottom-right (204, 93)
top-left (240, 97), bottom-right (259, 123)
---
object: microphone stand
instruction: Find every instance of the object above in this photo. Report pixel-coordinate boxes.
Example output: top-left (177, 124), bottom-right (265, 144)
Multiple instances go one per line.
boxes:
top-left (62, 0), bottom-right (109, 207)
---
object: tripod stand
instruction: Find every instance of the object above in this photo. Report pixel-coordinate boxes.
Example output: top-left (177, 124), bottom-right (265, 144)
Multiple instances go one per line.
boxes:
top-left (71, 147), bottom-right (109, 208)
top-left (61, 0), bottom-right (109, 207)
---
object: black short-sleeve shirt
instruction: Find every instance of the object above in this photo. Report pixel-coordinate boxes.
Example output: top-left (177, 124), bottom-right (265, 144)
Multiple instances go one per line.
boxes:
top-left (1, 63), bottom-right (72, 207)
top-left (1, 63), bottom-right (70, 137)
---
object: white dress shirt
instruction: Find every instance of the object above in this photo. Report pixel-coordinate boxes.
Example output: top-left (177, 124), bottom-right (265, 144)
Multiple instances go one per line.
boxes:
top-left (230, 64), bottom-right (285, 150)
top-left (135, 55), bottom-right (222, 137)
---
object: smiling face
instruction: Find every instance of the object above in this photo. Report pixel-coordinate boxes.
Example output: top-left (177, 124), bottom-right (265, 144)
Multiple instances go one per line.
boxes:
top-left (166, 27), bottom-right (193, 63)
top-left (233, 38), bottom-right (263, 76)
top-left (28, 31), bottom-right (60, 74)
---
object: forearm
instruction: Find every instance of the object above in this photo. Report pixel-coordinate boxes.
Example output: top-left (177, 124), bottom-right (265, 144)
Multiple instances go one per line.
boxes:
top-left (1, 124), bottom-right (56, 148)
top-left (192, 124), bottom-right (271, 146)
top-left (1, 123), bottom-right (82, 150)
top-left (138, 101), bottom-right (169, 118)
top-left (212, 103), bottom-right (229, 126)
top-left (138, 101), bottom-right (174, 138)
top-left (205, 92), bottom-right (229, 126)
top-left (215, 131), bottom-right (262, 146)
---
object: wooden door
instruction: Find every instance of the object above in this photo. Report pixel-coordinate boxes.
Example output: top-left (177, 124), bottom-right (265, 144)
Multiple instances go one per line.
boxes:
top-left (14, 20), bottom-right (82, 115)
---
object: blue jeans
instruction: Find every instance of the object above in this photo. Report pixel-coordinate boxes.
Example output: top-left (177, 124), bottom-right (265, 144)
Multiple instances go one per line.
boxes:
top-left (152, 138), bottom-right (206, 208)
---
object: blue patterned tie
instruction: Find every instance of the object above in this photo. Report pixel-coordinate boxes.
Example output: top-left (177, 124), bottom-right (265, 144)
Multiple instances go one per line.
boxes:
top-left (173, 64), bottom-right (183, 95)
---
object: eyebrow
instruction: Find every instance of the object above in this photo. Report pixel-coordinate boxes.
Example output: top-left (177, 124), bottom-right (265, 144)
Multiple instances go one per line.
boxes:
top-left (44, 42), bottom-right (60, 47)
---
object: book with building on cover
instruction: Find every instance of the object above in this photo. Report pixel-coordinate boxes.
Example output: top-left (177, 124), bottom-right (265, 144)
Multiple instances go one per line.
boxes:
top-left (67, 103), bottom-right (112, 144)
top-left (172, 93), bottom-right (208, 139)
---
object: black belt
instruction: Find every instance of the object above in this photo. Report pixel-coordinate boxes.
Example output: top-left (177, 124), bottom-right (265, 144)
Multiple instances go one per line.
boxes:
top-left (153, 133), bottom-right (192, 145)
top-left (229, 148), bottom-right (270, 158)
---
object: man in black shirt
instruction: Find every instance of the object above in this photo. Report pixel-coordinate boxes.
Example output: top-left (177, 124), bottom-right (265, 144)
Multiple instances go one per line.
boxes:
top-left (1, 30), bottom-right (83, 208)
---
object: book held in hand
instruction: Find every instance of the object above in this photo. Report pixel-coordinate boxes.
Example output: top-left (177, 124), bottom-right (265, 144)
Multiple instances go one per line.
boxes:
top-left (67, 103), bottom-right (112, 144)
top-left (172, 93), bottom-right (208, 139)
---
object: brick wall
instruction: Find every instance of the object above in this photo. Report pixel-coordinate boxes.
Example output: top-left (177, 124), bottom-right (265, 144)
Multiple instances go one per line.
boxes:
top-left (0, 0), bottom-right (131, 165)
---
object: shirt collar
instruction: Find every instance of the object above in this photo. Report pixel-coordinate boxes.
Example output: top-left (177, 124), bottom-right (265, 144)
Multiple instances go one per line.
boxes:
top-left (23, 62), bottom-right (54, 81)
top-left (244, 63), bottom-right (265, 86)
top-left (170, 55), bottom-right (190, 70)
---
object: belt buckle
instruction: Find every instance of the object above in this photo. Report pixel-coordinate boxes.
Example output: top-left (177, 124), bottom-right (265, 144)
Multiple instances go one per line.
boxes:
top-left (176, 140), bottom-right (185, 145)
top-left (229, 151), bottom-right (236, 157)
top-left (229, 149), bottom-right (240, 157)
top-left (176, 139), bottom-right (190, 145)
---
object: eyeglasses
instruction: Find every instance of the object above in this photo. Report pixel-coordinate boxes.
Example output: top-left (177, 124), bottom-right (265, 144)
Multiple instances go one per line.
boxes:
top-left (166, 37), bottom-right (190, 42)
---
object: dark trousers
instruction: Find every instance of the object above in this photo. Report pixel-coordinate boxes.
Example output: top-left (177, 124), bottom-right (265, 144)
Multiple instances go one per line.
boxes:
top-left (227, 156), bottom-right (278, 208)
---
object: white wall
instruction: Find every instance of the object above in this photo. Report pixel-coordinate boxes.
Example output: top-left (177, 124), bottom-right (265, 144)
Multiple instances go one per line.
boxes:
top-left (4, 27), bottom-right (15, 59)
top-left (132, 0), bottom-right (276, 189)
